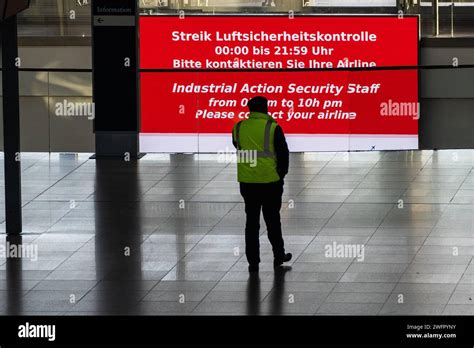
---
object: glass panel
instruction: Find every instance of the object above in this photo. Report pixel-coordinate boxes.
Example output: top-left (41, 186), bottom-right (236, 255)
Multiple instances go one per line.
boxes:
top-left (17, 0), bottom-right (91, 38)
top-left (420, 0), bottom-right (474, 37)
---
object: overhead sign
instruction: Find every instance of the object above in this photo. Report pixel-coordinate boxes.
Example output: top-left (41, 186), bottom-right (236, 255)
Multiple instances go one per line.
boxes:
top-left (139, 15), bottom-right (419, 152)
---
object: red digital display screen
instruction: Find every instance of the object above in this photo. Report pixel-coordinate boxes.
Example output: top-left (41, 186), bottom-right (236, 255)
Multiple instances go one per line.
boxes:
top-left (139, 15), bottom-right (419, 152)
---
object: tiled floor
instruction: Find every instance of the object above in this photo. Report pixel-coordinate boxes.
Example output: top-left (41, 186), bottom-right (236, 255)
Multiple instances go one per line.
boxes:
top-left (0, 150), bottom-right (473, 315)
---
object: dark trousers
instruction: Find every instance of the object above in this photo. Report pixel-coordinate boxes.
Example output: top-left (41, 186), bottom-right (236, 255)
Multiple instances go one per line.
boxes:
top-left (240, 181), bottom-right (285, 265)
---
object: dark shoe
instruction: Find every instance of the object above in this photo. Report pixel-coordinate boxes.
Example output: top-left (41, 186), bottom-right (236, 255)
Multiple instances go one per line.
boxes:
top-left (274, 253), bottom-right (292, 268)
top-left (248, 264), bottom-right (259, 272)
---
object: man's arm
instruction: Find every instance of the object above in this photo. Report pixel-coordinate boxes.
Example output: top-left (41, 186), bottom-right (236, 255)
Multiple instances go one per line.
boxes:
top-left (274, 125), bottom-right (289, 180)
top-left (232, 121), bottom-right (243, 150)
top-left (232, 124), bottom-right (237, 149)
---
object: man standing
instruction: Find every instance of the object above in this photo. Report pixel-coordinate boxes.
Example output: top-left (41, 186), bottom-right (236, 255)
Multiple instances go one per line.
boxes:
top-left (232, 96), bottom-right (292, 272)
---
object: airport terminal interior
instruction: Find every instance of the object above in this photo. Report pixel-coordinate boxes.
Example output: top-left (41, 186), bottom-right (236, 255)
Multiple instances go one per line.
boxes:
top-left (0, 0), bottom-right (473, 317)
top-left (1, 151), bottom-right (474, 315)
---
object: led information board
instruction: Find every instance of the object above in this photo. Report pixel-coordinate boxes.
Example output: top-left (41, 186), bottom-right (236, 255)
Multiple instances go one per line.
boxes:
top-left (139, 15), bottom-right (419, 152)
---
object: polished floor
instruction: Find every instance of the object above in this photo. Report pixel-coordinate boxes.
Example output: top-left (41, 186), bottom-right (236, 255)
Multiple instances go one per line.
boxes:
top-left (0, 150), bottom-right (473, 315)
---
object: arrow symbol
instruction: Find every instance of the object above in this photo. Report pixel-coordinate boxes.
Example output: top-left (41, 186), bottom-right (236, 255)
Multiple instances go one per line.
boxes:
top-left (97, 17), bottom-right (104, 23)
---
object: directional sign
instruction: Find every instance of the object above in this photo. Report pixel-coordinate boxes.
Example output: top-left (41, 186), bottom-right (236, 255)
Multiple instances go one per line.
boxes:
top-left (93, 15), bottom-right (135, 26)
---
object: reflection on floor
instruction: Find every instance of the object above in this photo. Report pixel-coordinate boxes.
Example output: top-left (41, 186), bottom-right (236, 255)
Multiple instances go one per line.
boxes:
top-left (0, 150), bottom-right (473, 315)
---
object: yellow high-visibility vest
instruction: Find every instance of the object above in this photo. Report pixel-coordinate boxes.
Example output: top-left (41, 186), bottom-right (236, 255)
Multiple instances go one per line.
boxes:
top-left (232, 112), bottom-right (280, 183)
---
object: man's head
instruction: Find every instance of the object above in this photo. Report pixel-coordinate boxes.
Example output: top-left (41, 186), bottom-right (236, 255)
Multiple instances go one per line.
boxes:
top-left (247, 96), bottom-right (268, 114)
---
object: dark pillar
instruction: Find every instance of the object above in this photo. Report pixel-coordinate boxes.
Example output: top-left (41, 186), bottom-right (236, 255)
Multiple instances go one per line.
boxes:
top-left (6, 235), bottom-right (23, 314)
top-left (92, 0), bottom-right (141, 158)
top-left (1, 15), bottom-right (22, 234)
